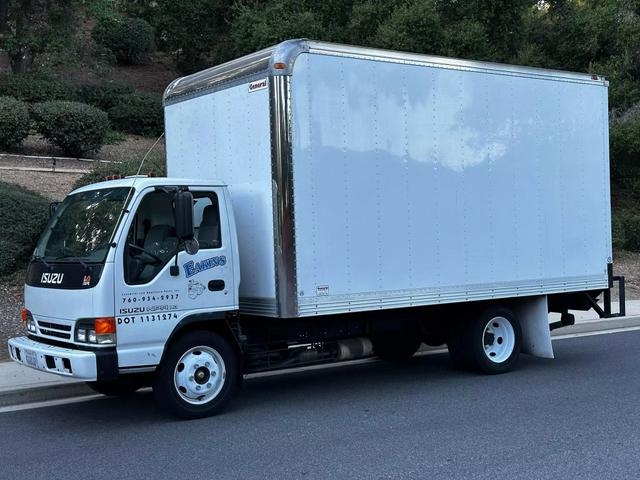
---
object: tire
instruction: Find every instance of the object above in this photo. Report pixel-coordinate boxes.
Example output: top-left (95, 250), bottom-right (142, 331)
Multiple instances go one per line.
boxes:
top-left (372, 333), bottom-right (422, 361)
top-left (153, 330), bottom-right (238, 419)
top-left (86, 378), bottom-right (142, 397)
top-left (447, 308), bottom-right (521, 374)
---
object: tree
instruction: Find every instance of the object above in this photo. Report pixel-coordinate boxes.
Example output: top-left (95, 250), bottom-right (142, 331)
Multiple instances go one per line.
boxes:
top-left (231, 1), bottom-right (327, 58)
top-left (436, 0), bottom-right (529, 62)
top-left (373, 1), bottom-right (445, 54)
top-left (0, 0), bottom-right (79, 73)
top-left (348, 0), bottom-right (397, 46)
top-left (151, 0), bottom-right (234, 74)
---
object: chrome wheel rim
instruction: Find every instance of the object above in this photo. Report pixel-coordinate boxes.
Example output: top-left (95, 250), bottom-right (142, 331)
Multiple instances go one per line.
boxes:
top-left (174, 346), bottom-right (226, 405)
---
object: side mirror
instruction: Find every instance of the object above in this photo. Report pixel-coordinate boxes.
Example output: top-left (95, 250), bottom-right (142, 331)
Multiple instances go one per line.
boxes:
top-left (184, 238), bottom-right (199, 255)
top-left (174, 190), bottom-right (194, 240)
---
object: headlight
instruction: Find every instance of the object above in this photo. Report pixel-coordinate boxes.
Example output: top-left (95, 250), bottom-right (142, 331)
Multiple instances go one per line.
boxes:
top-left (22, 308), bottom-right (36, 333)
top-left (75, 318), bottom-right (116, 345)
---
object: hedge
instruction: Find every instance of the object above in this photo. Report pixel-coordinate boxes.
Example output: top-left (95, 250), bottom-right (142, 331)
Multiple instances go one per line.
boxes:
top-left (75, 83), bottom-right (135, 111)
top-left (0, 74), bottom-right (75, 103)
top-left (32, 101), bottom-right (110, 157)
top-left (0, 97), bottom-right (30, 150)
top-left (0, 182), bottom-right (49, 276)
top-left (108, 92), bottom-right (163, 136)
top-left (0, 72), bottom-right (164, 140)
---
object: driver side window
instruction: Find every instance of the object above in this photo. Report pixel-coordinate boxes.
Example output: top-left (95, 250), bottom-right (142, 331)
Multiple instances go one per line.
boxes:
top-left (124, 190), bottom-right (177, 285)
top-left (193, 193), bottom-right (222, 249)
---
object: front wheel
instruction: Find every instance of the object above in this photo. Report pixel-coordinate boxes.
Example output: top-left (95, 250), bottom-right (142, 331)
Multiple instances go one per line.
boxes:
top-left (447, 308), bottom-right (521, 374)
top-left (153, 331), bottom-right (238, 419)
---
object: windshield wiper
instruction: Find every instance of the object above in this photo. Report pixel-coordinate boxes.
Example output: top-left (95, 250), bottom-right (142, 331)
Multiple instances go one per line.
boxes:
top-left (31, 255), bottom-right (50, 267)
top-left (53, 254), bottom-right (88, 268)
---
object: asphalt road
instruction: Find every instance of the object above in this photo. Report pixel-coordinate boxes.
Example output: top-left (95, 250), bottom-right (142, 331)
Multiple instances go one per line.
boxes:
top-left (2, 331), bottom-right (640, 480)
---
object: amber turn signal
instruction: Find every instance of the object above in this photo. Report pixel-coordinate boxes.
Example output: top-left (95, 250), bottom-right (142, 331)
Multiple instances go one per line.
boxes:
top-left (94, 317), bottom-right (116, 334)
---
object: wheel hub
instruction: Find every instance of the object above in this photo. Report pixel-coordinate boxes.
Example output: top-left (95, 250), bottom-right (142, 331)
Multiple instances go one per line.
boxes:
top-left (194, 367), bottom-right (210, 385)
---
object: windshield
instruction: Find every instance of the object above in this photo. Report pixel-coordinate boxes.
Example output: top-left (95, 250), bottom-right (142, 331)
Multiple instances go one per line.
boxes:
top-left (34, 187), bottom-right (133, 263)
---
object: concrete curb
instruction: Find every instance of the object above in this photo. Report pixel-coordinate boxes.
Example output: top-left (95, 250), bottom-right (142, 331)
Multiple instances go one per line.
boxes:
top-left (0, 153), bottom-right (119, 164)
top-left (2, 314), bottom-right (640, 408)
top-left (0, 382), bottom-right (93, 408)
top-left (0, 165), bottom-right (89, 174)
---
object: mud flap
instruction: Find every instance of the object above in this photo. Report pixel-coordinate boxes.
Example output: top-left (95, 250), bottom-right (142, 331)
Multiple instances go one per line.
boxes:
top-left (513, 295), bottom-right (554, 359)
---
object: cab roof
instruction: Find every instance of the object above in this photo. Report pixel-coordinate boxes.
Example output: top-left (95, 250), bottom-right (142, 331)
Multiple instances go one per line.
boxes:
top-left (71, 176), bottom-right (227, 195)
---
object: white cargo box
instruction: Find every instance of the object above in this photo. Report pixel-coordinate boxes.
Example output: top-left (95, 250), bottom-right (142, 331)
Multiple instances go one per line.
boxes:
top-left (164, 39), bottom-right (611, 318)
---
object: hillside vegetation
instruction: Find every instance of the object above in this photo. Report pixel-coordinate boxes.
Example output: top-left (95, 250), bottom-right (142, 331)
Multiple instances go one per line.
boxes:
top-left (1, 0), bottom-right (640, 271)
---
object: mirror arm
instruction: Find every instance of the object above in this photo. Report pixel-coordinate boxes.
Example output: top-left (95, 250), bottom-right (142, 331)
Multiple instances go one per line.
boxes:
top-left (170, 240), bottom-right (181, 277)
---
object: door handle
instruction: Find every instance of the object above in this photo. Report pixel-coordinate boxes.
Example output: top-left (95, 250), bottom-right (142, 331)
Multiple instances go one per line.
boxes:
top-left (208, 280), bottom-right (225, 291)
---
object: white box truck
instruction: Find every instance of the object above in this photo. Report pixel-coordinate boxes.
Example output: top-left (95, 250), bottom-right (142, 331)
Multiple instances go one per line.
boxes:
top-left (8, 40), bottom-right (624, 418)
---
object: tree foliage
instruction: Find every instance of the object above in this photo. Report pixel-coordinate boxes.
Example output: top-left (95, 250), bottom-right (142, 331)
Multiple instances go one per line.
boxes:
top-left (0, 0), bottom-right (80, 73)
top-left (92, 15), bottom-right (155, 64)
top-left (5, 0), bottom-right (640, 245)
top-left (231, 1), bottom-right (327, 57)
top-left (139, 0), bottom-right (234, 74)
top-left (0, 182), bottom-right (49, 276)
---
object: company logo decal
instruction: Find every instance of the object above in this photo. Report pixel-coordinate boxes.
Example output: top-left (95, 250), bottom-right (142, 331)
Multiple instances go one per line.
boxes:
top-left (183, 255), bottom-right (226, 278)
top-left (82, 275), bottom-right (91, 286)
top-left (316, 285), bottom-right (329, 296)
top-left (249, 78), bottom-right (268, 92)
top-left (41, 272), bottom-right (64, 284)
top-left (188, 280), bottom-right (206, 299)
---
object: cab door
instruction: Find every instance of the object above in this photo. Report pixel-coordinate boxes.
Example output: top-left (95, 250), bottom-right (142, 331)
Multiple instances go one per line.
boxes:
top-left (113, 186), bottom-right (236, 368)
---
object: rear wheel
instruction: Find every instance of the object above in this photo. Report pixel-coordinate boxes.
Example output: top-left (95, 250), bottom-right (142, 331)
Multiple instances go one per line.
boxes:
top-left (447, 308), bottom-right (521, 374)
top-left (153, 331), bottom-right (238, 419)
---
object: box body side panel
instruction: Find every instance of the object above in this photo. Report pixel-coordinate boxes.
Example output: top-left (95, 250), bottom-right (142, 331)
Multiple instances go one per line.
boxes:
top-left (165, 82), bottom-right (277, 310)
top-left (290, 53), bottom-right (611, 315)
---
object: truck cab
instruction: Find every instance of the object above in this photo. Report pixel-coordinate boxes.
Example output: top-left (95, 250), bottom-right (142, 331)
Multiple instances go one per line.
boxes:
top-left (8, 177), bottom-right (242, 417)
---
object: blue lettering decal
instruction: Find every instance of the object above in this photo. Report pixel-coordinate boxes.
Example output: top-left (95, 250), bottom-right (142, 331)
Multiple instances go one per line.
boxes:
top-left (183, 255), bottom-right (227, 278)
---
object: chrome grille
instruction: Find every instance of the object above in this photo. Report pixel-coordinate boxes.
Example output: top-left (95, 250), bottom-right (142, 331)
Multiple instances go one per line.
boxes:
top-left (36, 320), bottom-right (72, 340)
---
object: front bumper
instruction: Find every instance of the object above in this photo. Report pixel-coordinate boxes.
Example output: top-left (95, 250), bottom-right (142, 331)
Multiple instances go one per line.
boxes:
top-left (8, 336), bottom-right (99, 380)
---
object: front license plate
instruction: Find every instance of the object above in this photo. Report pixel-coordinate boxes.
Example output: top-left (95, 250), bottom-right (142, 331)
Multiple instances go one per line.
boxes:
top-left (24, 349), bottom-right (38, 368)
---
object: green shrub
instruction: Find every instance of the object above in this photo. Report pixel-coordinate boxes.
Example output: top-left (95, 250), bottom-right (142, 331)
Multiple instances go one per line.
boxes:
top-left (0, 182), bottom-right (49, 276)
top-left (32, 101), bottom-right (110, 157)
top-left (610, 103), bottom-right (640, 185)
top-left (75, 85), bottom-right (163, 137)
top-left (0, 97), bottom-right (30, 150)
top-left (621, 213), bottom-right (640, 251)
top-left (611, 209), bottom-right (640, 251)
top-left (92, 15), bottom-right (155, 65)
top-left (75, 83), bottom-right (135, 111)
top-left (74, 155), bottom-right (166, 189)
top-left (0, 74), bottom-right (74, 103)
top-left (108, 92), bottom-right (163, 136)
top-left (611, 213), bottom-right (626, 251)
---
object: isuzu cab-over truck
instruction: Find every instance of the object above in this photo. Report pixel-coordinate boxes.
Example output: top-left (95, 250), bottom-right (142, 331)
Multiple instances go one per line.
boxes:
top-left (8, 40), bottom-right (624, 418)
